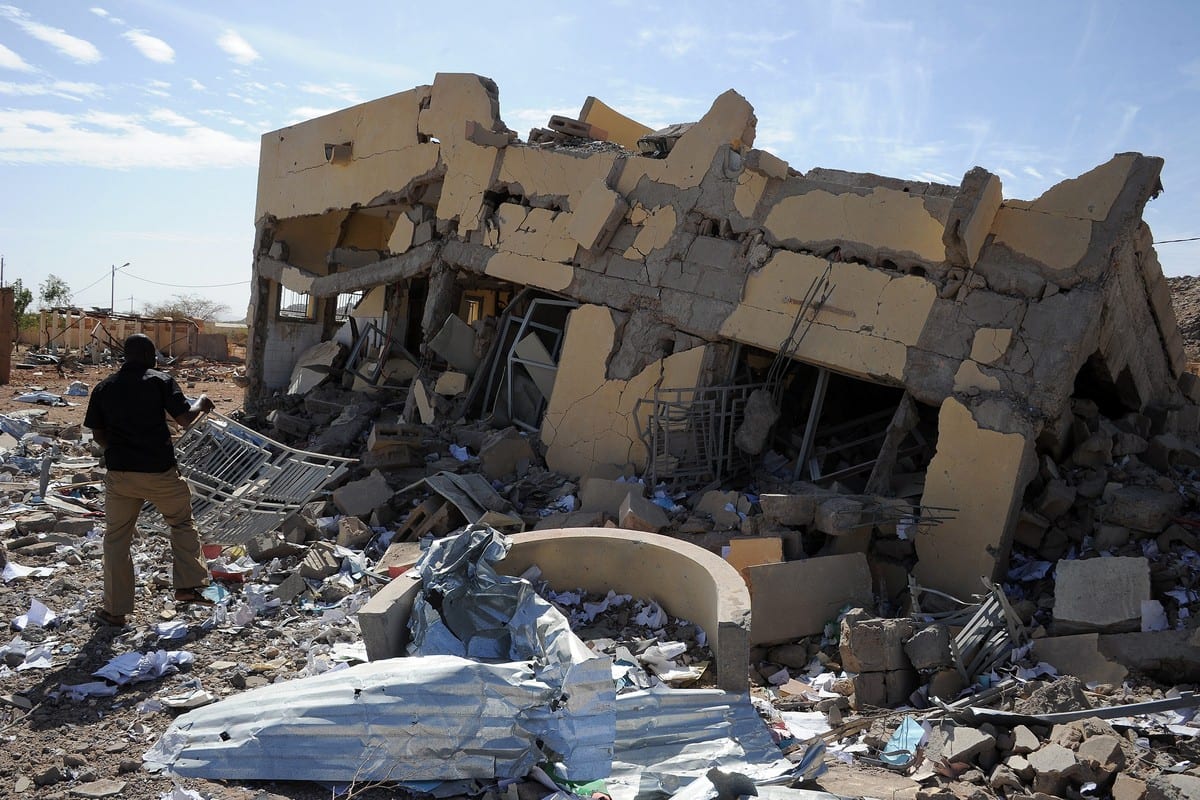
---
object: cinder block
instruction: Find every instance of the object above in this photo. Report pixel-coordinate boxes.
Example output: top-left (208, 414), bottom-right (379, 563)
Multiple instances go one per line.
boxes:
top-left (852, 668), bottom-right (918, 709)
top-left (1053, 556), bottom-right (1149, 634)
top-left (840, 616), bottom-right (916, 673)
top-left (332, 470), bottom-right (393, 517)
top-left (299, 541), bottom-right (341, 580)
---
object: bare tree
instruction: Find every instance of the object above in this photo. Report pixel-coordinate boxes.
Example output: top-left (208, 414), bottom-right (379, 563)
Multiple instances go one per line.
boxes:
top-left (142, 293), bottom-right (230, 322)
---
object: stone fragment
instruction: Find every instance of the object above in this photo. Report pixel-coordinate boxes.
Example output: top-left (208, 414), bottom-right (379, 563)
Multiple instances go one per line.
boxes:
top-left (1114, 773), bottom-right (1148, 800)
top-left (1015, 675), bottom-right (1092, 716)
top-left (299, 541), bottom-right (341, 580)
top-left (16, 512), bottom-right (57, 534)
top-left (428, 314), bottom-right (480, 374)
top-left (1102, 485), bottom-right (1184, 532)
top-left (1076, 734), bottom-right (1125, 776)
top-left (1147, 774), bottom-right (1200, 800)
top-left (272, 572), bottom-right (307, 602)
top-left (478, 429), bottom-right (534, 481)
top-left (814, 496), bottom-right (867, 535)
top-left (1037, 479), bottom-right (1076, 520)
top-left (759, 490), bottom-right (822, 527)
top-left (927, 669), bottom-right (965, 701)
top-left (1011, 725), bottom-right (1039, 755)
top-left (697, 490), bottom-right (744, 529)
top-left (904, 624), bottom-right (953, 670)
top-left (989, 764), bottom-right (1024, 794)
top-left (1053, 556), bottom-right (1150, 634)
top-left (765, 643), bottom-right (809, 670)
top-left (579, 477), bottom-right (637, 514)
top-left (433, 371), bottom-right (468, 395)
top-left (841, 616), bottom-right (916, 673)
top-left (1094, 525), bottom-right (1130, 551)
top-left (1029, 742), bottom-right (1079, 795)
top-left (1071, 431), bottom-right (1114, 468)
top-left (933, 722), bottom-right (997, 764)
top-left (618, 493), bottom-right (670, 534)
top-left (733, 388), bottom-right (780, 456)
top-left (69, 779), bottom-right (127, 797)
top-left (335, 516), bottom-right (374, 549)
top-left (332, 470), bottom-right (392, 517)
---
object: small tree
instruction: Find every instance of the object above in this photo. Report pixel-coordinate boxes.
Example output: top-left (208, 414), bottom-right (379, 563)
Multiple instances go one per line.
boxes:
top-left (11, 278), bottom-right (34, 341)
top-left (143, 293), bottom-right (230, 322)
top-left (38, 274), bottom-right (71, 309)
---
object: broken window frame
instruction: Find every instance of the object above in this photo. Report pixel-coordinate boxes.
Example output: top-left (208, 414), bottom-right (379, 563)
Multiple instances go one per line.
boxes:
top-left (467, 290), bottom-right (578, 432)
top-left (333, 289), bottom-right (365, 322)
top-left (345, 319), bottom-right (418, 389)
top-left (277, 284), bottom-right (316, 322)
top-left (143, 412), bottom-right (356, 544)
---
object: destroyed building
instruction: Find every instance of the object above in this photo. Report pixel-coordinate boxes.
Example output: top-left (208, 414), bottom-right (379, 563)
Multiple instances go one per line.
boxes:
top-left (244, 72), bottom-right (1187, 602)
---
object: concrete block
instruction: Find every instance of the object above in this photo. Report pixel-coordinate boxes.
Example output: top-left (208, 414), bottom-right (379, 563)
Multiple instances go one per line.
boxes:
top-left (1054, 556), bottom-right (1150, 634)
top-left (743, 148), bottom-right (789, 179)
top-left (428, 314), bottom-right (480, 374)
top-left (1099, 629), bottom-right (1200, 683)
top-left (840, 616), bottom-right (916, 673)
top-left (299, 541), bottom-right (341, 580)
top-left (1011, 725), bottom-right (1039, 756)
top-left (1094, 525), bottom-right (1130, 551)
top-left (851, 668), bottom-right (917, 709)
top-left (1102, 485), bottom-right (1183, 532)
top-left (725, 537), bottom-right (783, 583)
top-left (433, 371), bottom-right (468, 396)
top-left (815, 496), bottom-right (866, 535)
top-left (618, 493), bottom-right (670, 534)
top-left (904, 624), bottom-right (953, 671)
top-left (16, 512), bottom-right (57, 534)
top-left (932, 722), bottom-right (997, 764)
top-left (336, 515), bottom-right (374, 549)
top-left (1148, 775), bottom-right (1200, 800)
top-left (567, 179), bottom-right (628, 251)
top-left (579, 477), bottom-right (638, 514)
top-left (245, 533), bottom-right (304, 563)
top-left (1037, 479), bottom-right (1076, 520)
top-left (1032, 633), bottom-right (1128, 685)
top-left (332, 469), bottom-right (392, 517)
top-left (697, 490), bottom-right (744, 529)
top-left (759, 490), bottom-right (824, 527)
top-left (1145, 433), bottom-right (1200, 474)
top-left (1071, 431), bottom-right (1114, 468)
top-left (376, 541), bottom-right (424, 578)
top-left (747, 553), bottom-right (872, 645)
top-left (478, 429), bottom-right (534, 481)
top-left (272, 572), bottom-right (308, 603)
top-left (927, 668), bottom-right (965, 701)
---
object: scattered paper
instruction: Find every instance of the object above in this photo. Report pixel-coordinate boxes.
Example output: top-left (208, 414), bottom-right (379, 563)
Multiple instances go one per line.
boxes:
top-left (12, 598), bottom-right (57, 630)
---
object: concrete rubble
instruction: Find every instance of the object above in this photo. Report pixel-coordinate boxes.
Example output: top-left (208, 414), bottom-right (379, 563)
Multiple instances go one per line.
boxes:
top-left (4, 73), bottom-right (1200, 799)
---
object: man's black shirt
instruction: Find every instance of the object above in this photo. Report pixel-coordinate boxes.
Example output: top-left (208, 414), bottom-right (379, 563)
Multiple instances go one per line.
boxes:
top-left (84, 364), bottom-right (191, 472)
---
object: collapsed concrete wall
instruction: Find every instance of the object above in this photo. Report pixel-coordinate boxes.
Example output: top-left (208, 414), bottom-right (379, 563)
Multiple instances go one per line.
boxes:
top-left (245, 72), bottom-right (1183, 598)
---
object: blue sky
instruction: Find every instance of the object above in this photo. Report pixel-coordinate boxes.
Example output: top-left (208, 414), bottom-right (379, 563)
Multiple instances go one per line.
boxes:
top-left (0, 1), bottom-right (1198, 320)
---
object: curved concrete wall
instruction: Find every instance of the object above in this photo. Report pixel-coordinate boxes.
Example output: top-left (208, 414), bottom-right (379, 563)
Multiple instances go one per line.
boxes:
top-left (358, 527), bottom-right (751, 692)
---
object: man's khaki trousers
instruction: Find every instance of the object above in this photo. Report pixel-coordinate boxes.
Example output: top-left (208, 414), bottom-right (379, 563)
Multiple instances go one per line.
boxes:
top-left (103, 468), bottom-right (209, 616)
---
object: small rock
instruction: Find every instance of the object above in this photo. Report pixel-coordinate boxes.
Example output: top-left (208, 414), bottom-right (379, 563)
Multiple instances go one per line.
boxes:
top-left (1011, 724), bottom-right (1040, 755)
top-left (33, 766), bottom-right (63, 786)
top-left (69, 779), bottom-right (126, 798)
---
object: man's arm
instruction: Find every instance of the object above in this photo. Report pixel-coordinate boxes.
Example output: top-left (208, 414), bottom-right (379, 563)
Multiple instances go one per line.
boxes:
top-left (172, 394), bottom-right (215, 429)
top-left (90, 427), bottom-right (109, 449)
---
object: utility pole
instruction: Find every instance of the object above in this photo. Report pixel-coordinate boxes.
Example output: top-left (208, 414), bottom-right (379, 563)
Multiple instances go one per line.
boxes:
top-left (110, 262), bottom-right (130, 312)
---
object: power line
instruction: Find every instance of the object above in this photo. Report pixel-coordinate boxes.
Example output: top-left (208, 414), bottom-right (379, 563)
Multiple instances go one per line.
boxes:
top-left (1155, 237), bottom-right (1200, 245)
top-left (123, 271), bottom-right (250, 288)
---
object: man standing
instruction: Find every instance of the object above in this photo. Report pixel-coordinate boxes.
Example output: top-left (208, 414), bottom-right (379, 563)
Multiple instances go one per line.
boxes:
top-left (84, 333), bottom-right (215, 626)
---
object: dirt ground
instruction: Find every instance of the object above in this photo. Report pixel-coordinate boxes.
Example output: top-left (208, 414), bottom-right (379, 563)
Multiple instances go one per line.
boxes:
top-left (0, 353), bottom-right (377, 800)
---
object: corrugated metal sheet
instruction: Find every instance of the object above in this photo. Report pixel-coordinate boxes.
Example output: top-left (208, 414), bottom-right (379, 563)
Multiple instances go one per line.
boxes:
top-left (607, 688), bottom-right (798, 800)
top-left (144, 654), bottom-right (615, 783)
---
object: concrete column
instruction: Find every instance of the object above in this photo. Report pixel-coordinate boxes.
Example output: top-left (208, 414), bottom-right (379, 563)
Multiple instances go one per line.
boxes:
top-left (0, 287), bottom-right (13, 384)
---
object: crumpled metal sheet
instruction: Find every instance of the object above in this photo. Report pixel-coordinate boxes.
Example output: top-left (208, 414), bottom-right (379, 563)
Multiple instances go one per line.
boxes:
top-left (143, 653), bottom-right (615, 782)
top-left (408, 525), bottom-right (592, 670)
top-left (607, 688), bottom-right (800, 800)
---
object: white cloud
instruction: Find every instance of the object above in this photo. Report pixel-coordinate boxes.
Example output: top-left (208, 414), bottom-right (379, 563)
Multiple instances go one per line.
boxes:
top-left (0, 79), bottom-right (102, 100)
top-left (188, 78), bottom-right (206, 91)
top-left (637, 24), bottom-right (706, 58)
top-left (149, 108), bottom-right (196, 127)
top-left (0, 42), bottom-right (33, 71)
top-left (1023, 166), bottom-right (1044, 180)
top-left (0, 107), bottom-right (259, 168)
top-left (217, 29), bottom-right (260, 64)
top-left (89, 7), bottom-right (107, 17)
top-left (123, 29), bottom-right (175, 63)
top-left (298, 81), bottom-right (364, 104)
top-left (0, 5), bottom-right (102, 64)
